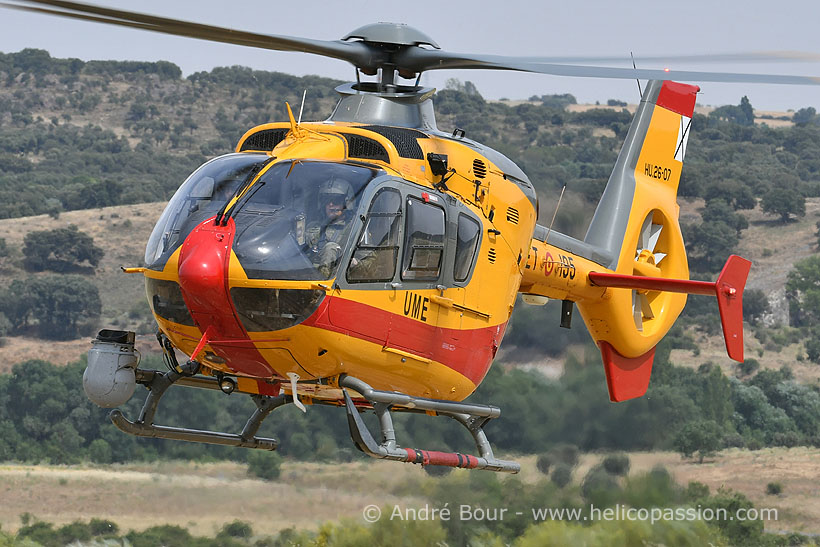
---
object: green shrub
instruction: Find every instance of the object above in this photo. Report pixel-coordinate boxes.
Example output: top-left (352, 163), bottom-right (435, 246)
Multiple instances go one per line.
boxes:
top-left (89, 518), bottom-right (119, 537)
top-left (88, 439), bottom-right (112, 464)
top-left (601, 453), bottom-right (630, 476)
top-left (217, 520), bottom-right (253, 540)
top-left (550, 463), bottom-right (573, 488)
top-left (423, 464), bottom-right (452, 477)
top-left (581, 465), bottom-right (621, 507)
top-left (536, 453), bottom-right (553, 475)
top-left (247, 450), bottom-right (282, 481)
top-left (738, 359), bottom-right (760, 376)
top-left (685, 481), bottom-right (710, 501)
top-left (550, 443), bottom-right (580, 467)
top-left (126, 524), bottom-right (193, 547)
top-left (766, 482), bottom-right (783, 495)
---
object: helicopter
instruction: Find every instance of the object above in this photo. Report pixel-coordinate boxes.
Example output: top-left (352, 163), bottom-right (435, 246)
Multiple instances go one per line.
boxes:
top-left (9, 1), bottom-right (819, 474)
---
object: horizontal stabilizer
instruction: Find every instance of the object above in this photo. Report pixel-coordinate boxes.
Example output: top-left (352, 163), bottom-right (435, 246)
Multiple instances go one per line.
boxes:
top-left (589, 254), bottom-right (751, 364)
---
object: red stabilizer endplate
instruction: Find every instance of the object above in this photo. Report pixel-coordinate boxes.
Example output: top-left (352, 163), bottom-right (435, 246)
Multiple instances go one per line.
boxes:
top-left (599, 342), bottom-right (656, 402)
top-left (715, 255), bottom-right (752, 362)
top-left (656, 81), bottom-right (700, 117)
top-left (404, 448), bottom-right (479, 469)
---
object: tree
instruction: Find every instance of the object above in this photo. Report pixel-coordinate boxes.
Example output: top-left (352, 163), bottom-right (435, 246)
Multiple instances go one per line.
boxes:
top-left (22, 225), bottom-right (104, 272)
top-left (602, 453), bottom-right (630, 476)
top-left (702, 179), bottom-right (756, 210)
top-left (739, 96), bottom-right (755, 126)
top-left (684, 220), bottom-right (738, 273)
top-left (550, 463), bottom-right (572, 488)
top-left (793, 107), bottom-right (817, 126)
top-left (13, 275), bottom-right (101, 339)
top-left (700, 199), bottom-right (748, 236)
top-left (536, 453), bottom-right (553, 474)
top-left (246, 450), bottom-right (282, 480)
top-left (673, 420), bottom-right (723, 463)
top-left (786, 255), bottom-right (820, 327)
top-left (761, 187), bottom-right (805, 222)
top-left (743, 289), bottom-right (770, 326)
top-left (581, 465), bottom-right (621, 506)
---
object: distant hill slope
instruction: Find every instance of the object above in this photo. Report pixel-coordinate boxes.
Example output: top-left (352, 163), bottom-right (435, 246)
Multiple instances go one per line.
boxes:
top-left (2, 196), bottom-right (818, 381)
top-left (2, 49), bottom-right (820, 377)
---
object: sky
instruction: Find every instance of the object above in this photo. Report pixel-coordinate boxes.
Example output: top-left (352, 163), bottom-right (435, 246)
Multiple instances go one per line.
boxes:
top-left (1, 0), bottom-right (819, 111)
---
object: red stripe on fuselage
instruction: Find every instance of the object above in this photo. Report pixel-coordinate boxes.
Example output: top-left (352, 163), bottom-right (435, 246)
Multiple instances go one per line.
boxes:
top-left (177, 217), bottom-right (273, 377)
top-left (302, 295), bottom-right (505, 386)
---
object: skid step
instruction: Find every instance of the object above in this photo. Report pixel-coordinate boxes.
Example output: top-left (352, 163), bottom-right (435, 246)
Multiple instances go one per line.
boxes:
top-left (340, 376), bottom-right (520, 473)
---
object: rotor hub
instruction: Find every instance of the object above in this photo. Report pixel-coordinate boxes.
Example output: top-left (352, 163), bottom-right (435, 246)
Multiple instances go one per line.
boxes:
top-left (342, 22), bottom-right (440, 49)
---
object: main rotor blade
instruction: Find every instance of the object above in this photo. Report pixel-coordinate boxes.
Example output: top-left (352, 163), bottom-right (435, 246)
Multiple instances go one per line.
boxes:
top-left (1, 0), bottom-right (374, 67)
top-left (397, 49), bottom-right (820, 86)
top-left (6, 0), bottom-right (820, 86)
top-left (512, 51), bottom-right (820, 65)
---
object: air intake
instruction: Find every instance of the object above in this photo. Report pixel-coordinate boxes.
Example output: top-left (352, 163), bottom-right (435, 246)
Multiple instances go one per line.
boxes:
top-left (361, 125), bottom-right (426, 159)
top-left (344, 134), bottom-right (390, 162)
top-left (488, 248), bottom-right (497, 264)
top-left (240, 128), bottom-right (288, 151)
top-left (506, 207), bottom-right (519, 225)
top-left (473, 159), bottom-right (487, 179)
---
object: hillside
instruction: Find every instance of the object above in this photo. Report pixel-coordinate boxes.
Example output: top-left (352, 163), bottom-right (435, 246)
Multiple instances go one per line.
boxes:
top-left (1, 196), bottom-right (819, 384)
top-left (2, 48), bottom-right (820, 375)
top-left (2, 448), bottom-right (818, 536)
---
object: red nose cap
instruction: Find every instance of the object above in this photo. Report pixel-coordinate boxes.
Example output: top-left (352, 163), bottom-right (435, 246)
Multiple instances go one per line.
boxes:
top-left (177, 217), bottom-right (273, 377)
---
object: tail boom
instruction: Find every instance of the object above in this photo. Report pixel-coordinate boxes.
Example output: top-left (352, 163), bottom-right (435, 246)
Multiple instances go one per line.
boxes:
top-left (517, 80), bottom-right (751, 402)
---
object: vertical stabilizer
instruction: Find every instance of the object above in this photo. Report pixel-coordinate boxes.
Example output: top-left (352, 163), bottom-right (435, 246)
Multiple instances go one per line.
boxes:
top-left (575, 80), bottom-right (699, 401)
top-left (584, 80), bottom-right (697, 271)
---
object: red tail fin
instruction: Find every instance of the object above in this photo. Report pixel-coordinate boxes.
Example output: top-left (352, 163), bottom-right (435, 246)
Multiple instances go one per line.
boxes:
top-left (599, 342), bottom-right (656, 402)
top-left (715, 255), bottom-right (752, 362)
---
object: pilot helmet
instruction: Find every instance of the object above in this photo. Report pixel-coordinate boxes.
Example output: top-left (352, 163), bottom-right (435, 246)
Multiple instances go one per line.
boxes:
top-left (319, 176), bottom-right (353, 209)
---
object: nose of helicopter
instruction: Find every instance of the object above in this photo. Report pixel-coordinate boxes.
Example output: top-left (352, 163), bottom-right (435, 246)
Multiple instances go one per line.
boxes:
top-left (176, 217), bottom-right (273, 377)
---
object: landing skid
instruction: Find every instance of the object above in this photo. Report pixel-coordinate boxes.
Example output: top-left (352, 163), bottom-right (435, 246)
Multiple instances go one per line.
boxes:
top-left (110, 363), bottom-right (287, 450)
top-left (340, 376), bottom-right (520, 473)
top-left (112, 363), bottom-right (519, 473)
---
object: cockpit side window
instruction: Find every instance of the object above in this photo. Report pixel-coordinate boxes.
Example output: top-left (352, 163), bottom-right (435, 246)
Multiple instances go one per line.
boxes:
top-left (347, 188), bottom-right (402, 283)
top-left (454, 214), bottom-right (481, 282)
top-left (401, 197), bottom-right (445, 281)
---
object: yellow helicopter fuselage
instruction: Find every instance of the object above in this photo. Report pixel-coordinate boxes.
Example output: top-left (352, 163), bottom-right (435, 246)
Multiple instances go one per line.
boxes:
top-left (144, 120), bottom-right (537, 402)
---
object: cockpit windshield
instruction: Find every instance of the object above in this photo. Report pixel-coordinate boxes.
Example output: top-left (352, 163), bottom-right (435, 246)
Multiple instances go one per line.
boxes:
top-left (144, 154), bottom-right (381, 280)
top-left (145, 153), bottom-right (269, 269)
top-left (231, 161), bottom-right (379, 280)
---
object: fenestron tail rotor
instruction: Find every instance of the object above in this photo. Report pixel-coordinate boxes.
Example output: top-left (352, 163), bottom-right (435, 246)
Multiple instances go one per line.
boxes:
top-left (632, 214), bottom-right (665, 332)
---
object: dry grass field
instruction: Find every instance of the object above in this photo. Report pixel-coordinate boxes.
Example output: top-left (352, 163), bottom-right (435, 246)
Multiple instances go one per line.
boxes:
top-left (1, 448), bottom-right (817, 537)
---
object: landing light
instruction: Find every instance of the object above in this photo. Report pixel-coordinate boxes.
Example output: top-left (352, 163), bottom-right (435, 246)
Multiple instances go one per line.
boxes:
top-left (219, 377), bottom-right (237, 394)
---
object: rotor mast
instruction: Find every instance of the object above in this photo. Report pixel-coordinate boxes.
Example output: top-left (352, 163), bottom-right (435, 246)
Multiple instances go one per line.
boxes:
top-left (342, 22), bottom-right (439, 92)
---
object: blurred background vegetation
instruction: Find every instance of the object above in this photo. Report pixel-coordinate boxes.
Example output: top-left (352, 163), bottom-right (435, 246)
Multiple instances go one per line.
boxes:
top-left (2, 49), bottom-right (820, 546)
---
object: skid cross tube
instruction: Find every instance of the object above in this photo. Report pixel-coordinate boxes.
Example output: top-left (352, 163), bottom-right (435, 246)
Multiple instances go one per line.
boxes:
top-left (110, 366), bottom-right (289, 451)
top-left (340, 375), bottom-right (520, 473)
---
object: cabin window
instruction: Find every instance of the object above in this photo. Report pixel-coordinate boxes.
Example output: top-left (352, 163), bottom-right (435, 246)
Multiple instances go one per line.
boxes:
top-left (401, 197), bottom-right (445, 281)
top-left (454, 214), bottom-right (481, 282)
top-left (347, 188), bottom-right (402, 283)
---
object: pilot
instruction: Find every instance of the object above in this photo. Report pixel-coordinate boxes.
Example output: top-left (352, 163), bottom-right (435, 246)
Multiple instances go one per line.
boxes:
top-left (307, 176), bottom-right (354, 277)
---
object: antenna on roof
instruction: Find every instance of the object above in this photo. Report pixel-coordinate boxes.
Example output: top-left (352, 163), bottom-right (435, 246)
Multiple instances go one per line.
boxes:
top-left (631, 52), bottom-right (643, 99)
top-left (298, 89), bottom-right (307, 125)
